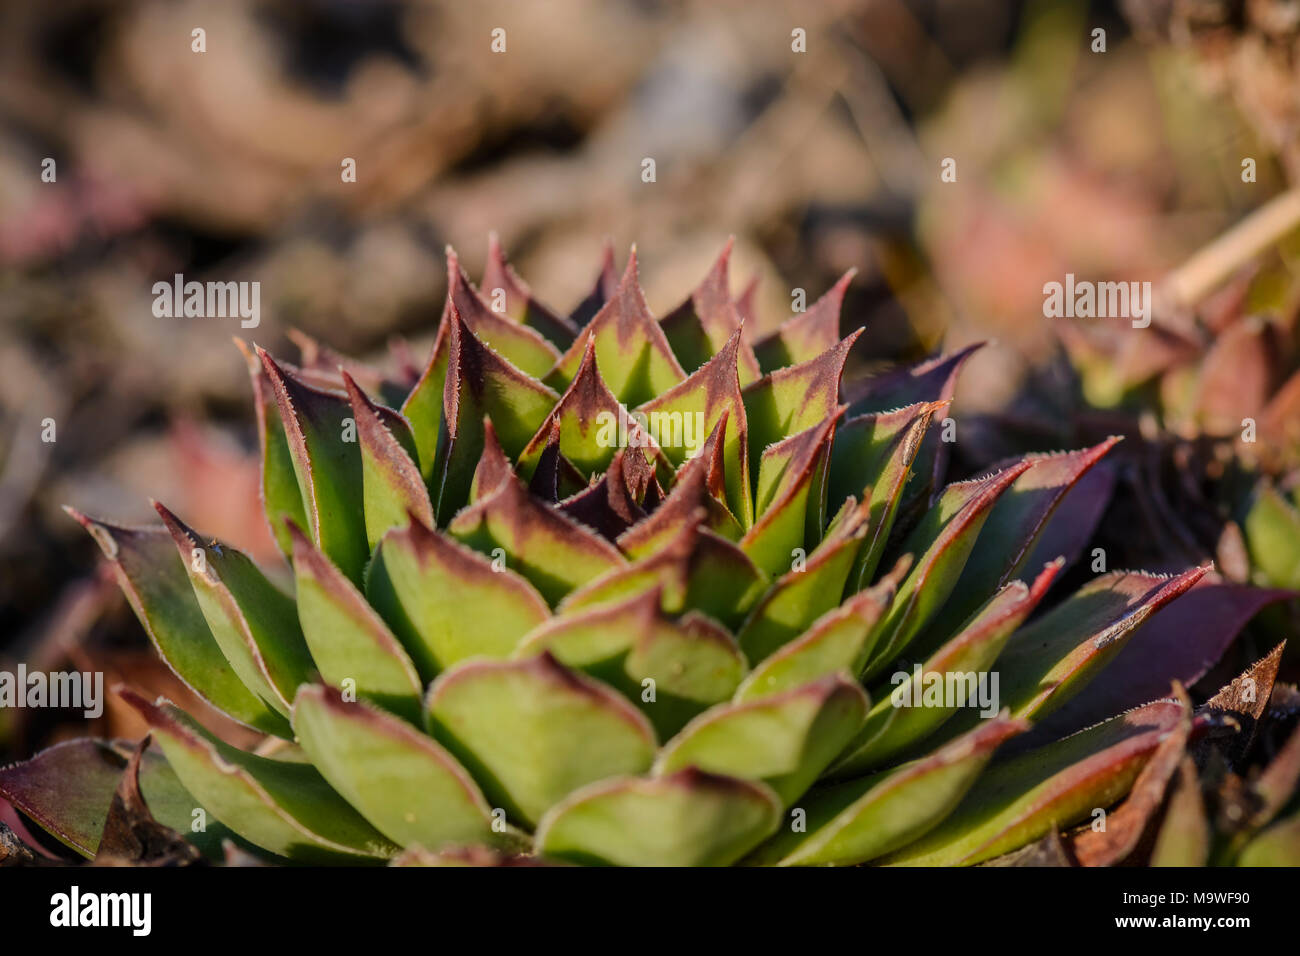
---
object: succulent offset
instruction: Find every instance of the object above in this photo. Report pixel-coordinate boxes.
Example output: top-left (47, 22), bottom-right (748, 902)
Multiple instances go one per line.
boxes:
top-left (3, 238), bottom-right (1220, 867)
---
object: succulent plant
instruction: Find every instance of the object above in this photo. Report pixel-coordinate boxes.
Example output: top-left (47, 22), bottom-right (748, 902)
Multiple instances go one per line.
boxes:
top-left (2, 238), bottom-right (1230, 867)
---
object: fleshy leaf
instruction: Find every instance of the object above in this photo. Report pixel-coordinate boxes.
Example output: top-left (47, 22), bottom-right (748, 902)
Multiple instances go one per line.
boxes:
top-left (557, 446), bottom-right (650, 540)
top-left (448, 468), bottom-right (625, 605)
top-left (570, 239), bottom-right (619, 327)
top-left (1032, 581), bottom-right (1293, 741)
top-left (431, 311), bottom-right (560, 523)
top-left (292, 685), bottom-right (501, 851)
top-left (862, 463), bottom-right (1032, 680)
top-left (66, 508), bottom-right (285, 734)
top-left (742, 331), bottom-right (862, 480)
top-left (123, 692), bottom-right (397, 862)
top-left (916, 438), bottom-right (1121, 647)
top-left (517, 336), bottom-right (660, 480)
top-left (753, 269), bottom-right (855, 372)
top-left (736, 511), bottom-right (871, 664)
top-left (563, 520), bottom-right (768, 630)
top-left (259, 348), bottom-right (369, 583)
top-left (735, 565), bottom-right (902, 701)
top-left (741, 411), bottom-right (840, 576)
top-left (750, 715), bottom-right (1026, 867)
top-left (828, 402), bottom-right (942, 587)
top-left (636, 329), bottom-right (754, 527)
top-left (658, 240), bottom-right (762, 384)
top-left (834, 562), bottom-right (1060, 776)
top-left (482, 232), bottom-right (579, 346)
top-left (535, 768), bottom-right (780, 866)
top-left (989, 565), bottom-right (1209, 725)
top-left (289, 523), bottom-right (423, 723)
top-left (654, 674), bottom-right (869, 807)
top-left (426, 654), bottom-right (657, 826)
top-left (516, 588), bottom-right (745, 738)
top-left (400, 316), bottom-right (452, 484)
top-left (0, 739), bottom-right (128, 858)
top-left (1244, 482), bottom-right (1300, 588)
top-left (234, 338), bottom-right (309, 557)
top-left (1150, 757), bottom-right (1210, 867)
top-left (446, 247), bottom-right (561, 378)
top-left (848, 344), bottom-right (983, 506)
top-left (365, 517), bottom-right (550, 679)
top-left (155, 503), bottom-right (314, 720)
top-left (548, 248), bottom-right (686, 405)
top-left (880, 699), bottom-right (1187, 866)
top-left (341, 370), bottom-right (434, 549)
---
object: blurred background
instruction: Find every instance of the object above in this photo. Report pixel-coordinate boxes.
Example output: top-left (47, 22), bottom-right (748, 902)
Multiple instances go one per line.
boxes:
top-left (0, 0), bottom-right (1290, 758)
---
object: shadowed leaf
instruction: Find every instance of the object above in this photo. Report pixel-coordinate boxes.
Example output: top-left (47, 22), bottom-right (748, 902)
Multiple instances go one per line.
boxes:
top-left (123, 692), bottom-right (396, 863)
top-left (482, 232), bottom-right (578, 347)
top-left (155, 503), bottom-right (314, 719)
top-left (881, 699), bottom-right (1187, 866)
top-left (752, 716), bottom-right (1026, 866)
top-left (446, 247), bottom-right (561, 378)
top-left (341, 371), bottom-right (433, 549)
top-left (658, 240), bottom-right (762, 384)
top-left (66, 508), bottom-right (285, 734)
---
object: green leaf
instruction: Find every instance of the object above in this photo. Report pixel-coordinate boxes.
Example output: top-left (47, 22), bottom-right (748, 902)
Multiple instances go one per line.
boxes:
top-left (1237, 810), bottom-right (1300, 866)
top-left (832, 562), bottom-right (1060, 776)
top-left (753, 269), bottom-right (855, 371)
top-left (548, 248), bottom-right (686, 405)
top-left (400, 316), bottom-right (452, 484)
top-left (861, 462), bottom-right (1032, 681)
top-left (916, 438), bottom-right (1120, 650)
top-left (655, 674), bottom-right (869, 807)
top-left (741, 411), bottom-right (841, 576)
top-left (657, 240), bottom-right (762, 384)
top-left (564, 520), bottom-right (768, 630)
top-left (742, 332), bottom-right (862, 481)
top-left (879, 698), bottom-right (1187, 866)
top-left (483, 232), bottom-right (578, 347)
top-left (288, 523), bottom-right (423, 723)
top-left (517, 588), bottom-right (745, 738)
top-left (426, 653), bottom-right (657, 826)
top-left (735, 563), bottom-right (903, 701)
top-left (66, 508), bottom-right (286, 734)
top-left (736, 507), bottom-right (871, 664)
top-left (341, 370), bottom-right (434, 550)
top-left (826, 402), bottom-right (941, 587)
top-left (155, 503), bottom-right (314, 720)
top-left (617, 417), bottom-right (740, 555)
top-left (123, 692), bottom-right (397, 862)
top-left (258, 348), bottom-right (369, 584)
top-left (749, 715), bottom-right (1025, 866)
top-left (446, 247), bottom-right (561, 378)
top-left (517, 336), bottom-right (661, 480)
top-left (1244, 482), bottom-right (1300, 589)
top-left (636, 329), bottom-right (754, 527)
top-left (431, 312), bottom-right (560, 523)
top-left (448, 468), bottom-right (625, 605)
top-left (535, 768), bottom-right (781, 866)
top-left (235, 338), bottom-right (309, 558)
top-left (992, 565), bottom-right (1210, 724)
top-left (292, 685), bottom-right (502, 851)
top-left (366, 518), bottom-right (550, 680)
